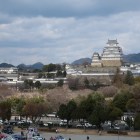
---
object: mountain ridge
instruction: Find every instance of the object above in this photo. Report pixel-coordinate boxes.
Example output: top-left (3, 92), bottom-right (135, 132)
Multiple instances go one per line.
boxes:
top-left (0, 62), bottom-right (44, 70)
top-left (0, 53), bottom-right (140, 68)
top-left (71, 53), bottom-right (140, 65)
top-left (17, 62), bottom-right (44, 70)
top-left (0, 63), bottom-right (15, 68)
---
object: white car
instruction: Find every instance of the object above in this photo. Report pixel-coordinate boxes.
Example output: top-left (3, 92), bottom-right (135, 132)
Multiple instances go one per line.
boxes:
top-left (55, 136), bottom-right (65, 140)
top-left (85, 123), bottom-right (92, 128)
top-left (2, 135), bottom-right (15, 140)
top-left (32, 136), bottom-right (44, 140)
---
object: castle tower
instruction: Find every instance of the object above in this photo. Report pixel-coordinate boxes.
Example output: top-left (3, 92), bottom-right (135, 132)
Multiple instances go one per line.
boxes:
top-left (91, 52), bottom-right (102, 67)
top-left (101, 39), bottom-right (123, 67)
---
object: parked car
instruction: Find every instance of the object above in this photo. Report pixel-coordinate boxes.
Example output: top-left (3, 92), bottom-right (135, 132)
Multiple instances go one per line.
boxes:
top-left (0, 120), bottom-right (3, 125)
top-left (27, 127), bottom-right (39, 138)
top-left (2, 135), bottom-right (15, 140)
top-left (18, 122), bottom-right (30, 129)
top-left (76, 123), bottom-right (84, 128)
top-left (9, 120), bottom-right (18, 126)
top-left (11, 134), bottom-right (26, 140)
top-left (59, 122), bottom-right (67, 127)
top-left (2, 125), bottom-right (13, 134)
top-left (0, 132), bottom-right (7, 139)
top-left (85, 123), bottom-right (92, 128)
top-left (55, 136), bottom-right (65, 140)
top-left (32, 136), bottom-right (44, 140)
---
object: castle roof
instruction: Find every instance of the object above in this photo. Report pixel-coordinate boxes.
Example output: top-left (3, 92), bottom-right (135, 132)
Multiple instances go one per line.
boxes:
top-left (107, 39), bottom-right (118, 45)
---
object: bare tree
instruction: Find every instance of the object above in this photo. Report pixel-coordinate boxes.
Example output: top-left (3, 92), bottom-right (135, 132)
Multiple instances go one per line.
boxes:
top-left (98, 86), bottom-right (118, 97)
top-left (46, 87), bottom-right (68, 112)
top-left (0, 84), bottom-right (13, 99)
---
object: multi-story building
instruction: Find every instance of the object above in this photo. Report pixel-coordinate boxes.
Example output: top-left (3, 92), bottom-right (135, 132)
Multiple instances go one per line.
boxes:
top-left (91, 39), bottom-right (123, 67)
top-left (0, 67), bottom-right (18, 74)
top-left (91, 52), bottom-right (102, 67)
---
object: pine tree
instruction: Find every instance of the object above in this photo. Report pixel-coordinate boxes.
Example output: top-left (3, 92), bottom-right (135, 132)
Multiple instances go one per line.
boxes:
top-left (124, 70), bottom-right (134, 85)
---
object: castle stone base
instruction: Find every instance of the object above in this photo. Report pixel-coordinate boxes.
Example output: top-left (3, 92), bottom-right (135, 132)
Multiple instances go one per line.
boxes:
top-left (102, 60), bottom-right (122, 67)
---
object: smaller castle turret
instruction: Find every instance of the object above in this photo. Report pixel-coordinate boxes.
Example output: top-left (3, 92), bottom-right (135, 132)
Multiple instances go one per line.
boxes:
top-left (91, 52), bottom-right (102, 67)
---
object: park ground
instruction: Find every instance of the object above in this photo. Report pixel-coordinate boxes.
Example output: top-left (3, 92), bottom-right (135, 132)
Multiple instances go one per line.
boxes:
top-left (56, 128), bottom-right (140, 137)
top-left (14, 127), bottom-right (140, 137)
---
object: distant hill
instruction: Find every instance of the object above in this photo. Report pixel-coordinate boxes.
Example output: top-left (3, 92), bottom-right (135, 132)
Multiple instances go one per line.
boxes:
top-left (71, 58), bottom-right (92, 65)
top-left (71, 53), bottom-right (140, 65)
top-left (0, 63), bottom-right (15, 67)
top-left (17, 62), bottom-right (44, 70)
top-left (31, 62), bottom-right (44, 70)
top-left (123, 53), bottom-right (140, 63)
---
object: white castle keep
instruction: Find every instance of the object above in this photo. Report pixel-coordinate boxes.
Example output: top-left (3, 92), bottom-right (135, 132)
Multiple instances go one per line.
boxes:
top-left (91, 39), bottom-right (123, 67)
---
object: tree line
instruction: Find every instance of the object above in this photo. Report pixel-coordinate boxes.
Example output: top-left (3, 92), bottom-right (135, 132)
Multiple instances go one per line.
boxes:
top-left (57, 91), bottom-right (140, 130)
top-left (0, 88), bottom-right (140, 130)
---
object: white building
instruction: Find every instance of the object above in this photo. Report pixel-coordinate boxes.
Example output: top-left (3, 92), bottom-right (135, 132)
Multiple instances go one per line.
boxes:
top-left (91, 39), bottom-right (123, 67)
top-left (91, 52), bottom-right (102, 67)
top-left (0, 67), bottom-right (18, 74)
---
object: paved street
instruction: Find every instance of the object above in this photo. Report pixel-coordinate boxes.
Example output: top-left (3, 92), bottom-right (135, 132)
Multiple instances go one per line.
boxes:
top-left (40, 132), bottom-right (140, 140)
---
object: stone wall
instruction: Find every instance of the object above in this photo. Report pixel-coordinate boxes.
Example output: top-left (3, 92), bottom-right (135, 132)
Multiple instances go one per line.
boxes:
top-left (102, 60), bottom-right (122, 67)
top-left (73, 65), bottom-right (117, 73)
top-left (91, 62), bottom-right (102, 67)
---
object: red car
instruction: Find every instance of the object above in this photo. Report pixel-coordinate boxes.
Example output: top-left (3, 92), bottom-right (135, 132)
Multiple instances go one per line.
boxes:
top-left (0, 132), bottom-right (7, 139)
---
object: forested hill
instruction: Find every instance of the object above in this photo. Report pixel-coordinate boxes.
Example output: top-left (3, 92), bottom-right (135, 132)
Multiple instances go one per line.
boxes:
top-left (0, 63), bottom-right (15, 67)
top-left (71, 53), bottom-right (140, 65)
top-left (123, 53), bottom-right (140, 63)
top-left (71, 58), bottom-right (92, 65)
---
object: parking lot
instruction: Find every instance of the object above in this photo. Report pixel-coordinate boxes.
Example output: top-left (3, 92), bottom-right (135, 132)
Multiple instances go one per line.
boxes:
top-left (40, 132), bottom-right (140, 140)
top-left (1, 117), bottom-right (140, 140)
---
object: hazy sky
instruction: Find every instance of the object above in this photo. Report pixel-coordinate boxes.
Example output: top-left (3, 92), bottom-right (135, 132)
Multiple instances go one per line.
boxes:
top-left (0, 0), bottom-right (140, 65)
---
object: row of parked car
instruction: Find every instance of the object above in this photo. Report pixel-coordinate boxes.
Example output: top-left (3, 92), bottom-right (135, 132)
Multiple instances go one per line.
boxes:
top-left (0, 126), bottom-right (66, 140)
top-left (0, 126), bottom-right (46, 140)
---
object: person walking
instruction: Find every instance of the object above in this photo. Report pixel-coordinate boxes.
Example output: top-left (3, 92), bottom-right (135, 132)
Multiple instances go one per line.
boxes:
top-left (21, 131), bottom-right (24, 136)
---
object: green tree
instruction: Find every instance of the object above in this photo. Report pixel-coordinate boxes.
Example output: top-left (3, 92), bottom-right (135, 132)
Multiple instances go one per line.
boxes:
top-left (73, 100), bottom-right (87, 120)
top-left (63, 71), bottom-right (67, 77)
top-left (56, 70), bottom-right (63, 77)
top-left (134, 113), bottom-right (140, 130)
top-left (57, 104), bottom-right (67, 120)
top-left (56, 64), bottom-right (62, 71)
top-left (57, 100), bottom-right (77, 127)
top-left (0, 100), bottom-right (11, 121)
top-left (47, 73), bottom-right (55, 78)
top-left (43, 63), bottom-right (56, 72)
top-left (38, 72), bottom-right (45, 78)
top-left (132, 83), bottom-right (140, 112)
top-left (84, 77), bottom-right (90, 88)
top-left (126, 98), bottom-right (137, 112)
top-left (9, 97), bottom-right (26, 117)
top-left (34, 81), bottom-right (41, 89)
top-left (88, 103), bottom-right (107, 130)
top-left (113, 90), bottom-right (133, 111)
top-left (24, 79), bottom-right (34, 91)
top-left (65, 100), bottom-right (77, 125)
top-left (112, 68), bottom-right (123, 87)
top-left (126, 117), bottom-right (134, 129)
top-left (124, 70), bottom-right (134, 85)
top-left (57, 79), bottom-right (64, 87)
top-left (23, 97), bottom-right (47, 123)
top-left (107, 102), bottom-right (123, 127)
top-left (88, 93), bottom-right (107, 130)
top-left (16, 98), bottom-right (26, 118)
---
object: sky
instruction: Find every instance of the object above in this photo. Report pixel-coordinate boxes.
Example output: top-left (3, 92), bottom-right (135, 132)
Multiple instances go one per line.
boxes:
top-left (0, 0), bottom-right (140, 65)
